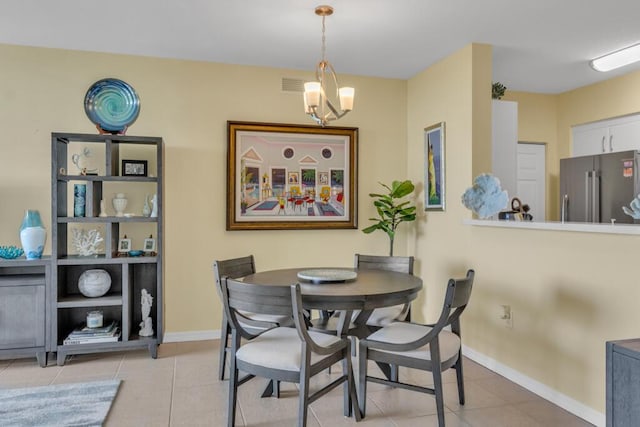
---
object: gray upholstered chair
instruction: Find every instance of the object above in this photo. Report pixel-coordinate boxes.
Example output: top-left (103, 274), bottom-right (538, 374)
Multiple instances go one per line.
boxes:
top-left (213, 255), bottom-right (290, 398)
top-left (221, 277), bottom-right (361, 427)
top-left (358, 269), bottom-right (475, 427)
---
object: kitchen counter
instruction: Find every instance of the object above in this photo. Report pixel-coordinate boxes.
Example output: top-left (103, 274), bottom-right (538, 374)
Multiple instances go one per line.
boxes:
top-left (464, 219), bottom-right (640, 235)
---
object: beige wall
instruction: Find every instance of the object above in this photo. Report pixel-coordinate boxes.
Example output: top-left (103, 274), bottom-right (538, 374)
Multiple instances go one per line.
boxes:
top-left (3, 40), bottom-right (637, 417)
top-left (0, 43), bottom-right (408, 333)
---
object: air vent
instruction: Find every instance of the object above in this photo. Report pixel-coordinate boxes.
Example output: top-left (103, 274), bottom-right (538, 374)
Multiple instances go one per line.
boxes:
top-left (282, 78), bottom-right (305, 93)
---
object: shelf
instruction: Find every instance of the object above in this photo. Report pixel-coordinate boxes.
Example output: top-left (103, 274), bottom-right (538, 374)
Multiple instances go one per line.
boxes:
top-left (52, 132), bottom-right (163, 365)
top-left (57, 255), bottom-right (157, 265)
top-left (58, 295), bottom-right (123, 308)
top-left (57, 216), bottom-right (158, 223)
top-left (57, 175), bottom-right (157, 183)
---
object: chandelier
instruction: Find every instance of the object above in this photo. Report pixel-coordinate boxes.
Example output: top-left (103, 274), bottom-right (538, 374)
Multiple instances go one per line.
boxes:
top-left (303, 5), bottom-right (354, 127)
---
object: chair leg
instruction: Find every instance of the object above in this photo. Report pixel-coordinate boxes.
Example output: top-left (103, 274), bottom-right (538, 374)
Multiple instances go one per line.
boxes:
top-left (455, 354), bottom-right (465, 405)
top-left (219, 314), bottom-right (230, 380)
top-left (341, 352), bottom-right (352, 417)
top-left (358, 341), bottom-right (368, 418)
top-left (227, 344), bottom-right (239, 427)
top-left (345, 344), bottom-right (362, 421)
top-left (298, 357), bottom-right (311, 427)
top-left (432, 364), bottom-right (445, 427)
top-left (390, 364), bottom-right (399, 382)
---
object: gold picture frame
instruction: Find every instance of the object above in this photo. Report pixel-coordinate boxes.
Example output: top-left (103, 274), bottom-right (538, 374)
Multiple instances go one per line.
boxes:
top-left (227, 121), bottom-right (358, 230)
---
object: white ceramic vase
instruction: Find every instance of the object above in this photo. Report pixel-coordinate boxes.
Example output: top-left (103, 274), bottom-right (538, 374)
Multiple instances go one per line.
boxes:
top-left (78, 269), bottom-right (112, 297)
top-left (19, 209), bottom-right (46, 260)
top-left (112, 193), bottom-right (127, 217)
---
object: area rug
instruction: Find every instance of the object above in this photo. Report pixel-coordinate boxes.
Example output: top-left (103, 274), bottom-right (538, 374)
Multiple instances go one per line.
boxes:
top-left (253, 200), bottom-right (279, 210)
top-left (0, 379), bottom-right (121, 426)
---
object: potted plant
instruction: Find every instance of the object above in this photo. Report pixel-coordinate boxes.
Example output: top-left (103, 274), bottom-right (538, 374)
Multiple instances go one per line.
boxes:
top-left (362, 180), bottom-right (416, 256)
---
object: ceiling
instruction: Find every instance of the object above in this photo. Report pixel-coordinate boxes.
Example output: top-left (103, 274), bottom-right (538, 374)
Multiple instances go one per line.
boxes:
top-left (1, 0), bottom-right (640, 94)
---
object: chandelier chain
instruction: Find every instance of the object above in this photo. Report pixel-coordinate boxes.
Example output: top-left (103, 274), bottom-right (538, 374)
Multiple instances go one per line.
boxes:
top-left (321, 15), bottom-right (326, 63)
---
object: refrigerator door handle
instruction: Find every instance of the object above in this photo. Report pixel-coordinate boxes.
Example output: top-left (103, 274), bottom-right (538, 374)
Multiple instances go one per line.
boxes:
top-left (592, 170), bottom-right (599, 223)
top-left (561, 194), bottom-right (568, 223)
top-left (585, 171), bottom-right (591, 222)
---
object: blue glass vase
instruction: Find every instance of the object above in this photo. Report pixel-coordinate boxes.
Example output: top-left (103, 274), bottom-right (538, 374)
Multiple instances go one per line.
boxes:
top-left (19, 209), bottom-right (46, 260)
top-left (74, 184), bottom-right (86, 217)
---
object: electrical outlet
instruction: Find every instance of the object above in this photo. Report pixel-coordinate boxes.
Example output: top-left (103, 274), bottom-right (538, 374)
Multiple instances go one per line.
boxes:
top-left (500, 305), bottom-right (513, 328)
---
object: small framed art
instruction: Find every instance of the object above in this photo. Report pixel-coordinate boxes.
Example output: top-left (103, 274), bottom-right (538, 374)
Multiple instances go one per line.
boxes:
top-left (122, 159), bottom-right (148, 177)
top-left (425, 122), bottom-right (445, 211)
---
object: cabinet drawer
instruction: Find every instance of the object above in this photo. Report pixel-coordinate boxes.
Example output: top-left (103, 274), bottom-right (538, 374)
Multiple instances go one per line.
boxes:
top-left (0, 285), bottom-right (45, 349)
top-left (0, 274), bottom-right (46, 287)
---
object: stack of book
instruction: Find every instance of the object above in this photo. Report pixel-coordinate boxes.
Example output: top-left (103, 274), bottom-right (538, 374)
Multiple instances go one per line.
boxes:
top-left (63, 321), bottom-right (121, 345)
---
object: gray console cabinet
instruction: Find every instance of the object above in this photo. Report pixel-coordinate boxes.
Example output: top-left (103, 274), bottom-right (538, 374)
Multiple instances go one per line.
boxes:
top-left (0, 259), bottom-right (50, 367)
top-left (606, 338), bottom-right (640, 427)
top-left (51, 133), bottom-right (163, 365)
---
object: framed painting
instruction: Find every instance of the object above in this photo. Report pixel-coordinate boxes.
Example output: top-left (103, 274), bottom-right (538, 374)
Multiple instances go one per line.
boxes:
top-left (227, 121), bottom-right (358, 230)
top-left (424, 122), bottom-right (445, 211)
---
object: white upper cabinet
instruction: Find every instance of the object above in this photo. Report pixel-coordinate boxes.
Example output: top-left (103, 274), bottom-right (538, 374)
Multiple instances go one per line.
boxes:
top-left (572, 114), bottom-right (640, 156)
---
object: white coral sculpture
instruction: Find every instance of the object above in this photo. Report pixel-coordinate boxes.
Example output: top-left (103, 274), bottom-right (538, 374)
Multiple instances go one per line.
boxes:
top-left (622, 194), bottom-right (640, 219)
top-left (71, 229), bottom-right (104, 256)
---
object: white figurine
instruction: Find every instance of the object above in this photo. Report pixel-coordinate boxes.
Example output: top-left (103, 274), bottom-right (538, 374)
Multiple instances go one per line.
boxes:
top-left (150, 194), bottom-right (158, 218)
top-left (139, 289), bottom-right (154, 337)
top-left (99, 199), bottom-right (108, 218)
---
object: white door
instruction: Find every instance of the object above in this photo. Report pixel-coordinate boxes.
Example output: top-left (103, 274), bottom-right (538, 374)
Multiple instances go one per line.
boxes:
top-left (516, 143), bottom-right (546, 221)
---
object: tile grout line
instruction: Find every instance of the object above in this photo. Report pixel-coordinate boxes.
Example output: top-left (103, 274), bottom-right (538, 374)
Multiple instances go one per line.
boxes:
top-left (168, 353), bottom-right (177, 426)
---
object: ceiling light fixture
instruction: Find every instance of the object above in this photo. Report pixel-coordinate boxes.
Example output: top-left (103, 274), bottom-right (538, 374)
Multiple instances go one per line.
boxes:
top-left (590, 42), bottom-right (640, 72)
top-left (303, 5), bottom-right (354, 127)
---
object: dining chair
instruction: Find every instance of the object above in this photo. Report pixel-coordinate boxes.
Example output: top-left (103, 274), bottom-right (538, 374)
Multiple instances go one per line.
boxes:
top-left (358, 269), bottom-right (475, 427)
top-left (213, 255), bottom-right (291, 397)
top-left (221, 277), bottom-right (361, 427)
top-left (354, 254), bottom-right (415, 327)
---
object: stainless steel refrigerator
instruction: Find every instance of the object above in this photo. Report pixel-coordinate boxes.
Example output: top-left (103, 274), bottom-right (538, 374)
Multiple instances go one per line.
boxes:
top-left (560, 150), bottom-right (640, 223)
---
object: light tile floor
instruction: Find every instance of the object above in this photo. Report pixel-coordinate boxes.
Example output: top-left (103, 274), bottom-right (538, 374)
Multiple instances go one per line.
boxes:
top-left (0, 340), bottom-right (594, 426)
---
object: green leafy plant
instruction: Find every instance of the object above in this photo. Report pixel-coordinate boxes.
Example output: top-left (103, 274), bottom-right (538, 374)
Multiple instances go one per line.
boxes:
top-left (362, 180), bottom-right (416, 256)
top-left (492, 82), bottom-right (507, 99)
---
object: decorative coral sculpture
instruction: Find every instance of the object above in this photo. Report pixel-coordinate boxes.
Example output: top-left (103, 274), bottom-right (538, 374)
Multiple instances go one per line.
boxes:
top-left (622, 194), bottom-right (640, 219)
top-left (461, 173), bottom-right (509, 219)
top-left (71, 229), bottom-right (104, 256)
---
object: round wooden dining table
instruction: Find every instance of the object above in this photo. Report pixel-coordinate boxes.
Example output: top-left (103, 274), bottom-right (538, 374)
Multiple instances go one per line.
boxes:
top-left (242, 267), bottom-right (423, 336)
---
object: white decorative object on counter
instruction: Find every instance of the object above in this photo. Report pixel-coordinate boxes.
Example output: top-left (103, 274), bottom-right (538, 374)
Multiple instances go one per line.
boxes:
top-left (112, 193), bottom-right (127, 217)
top-left (71, 229), bottom-right (103, 256)
top-left (78, 269), bottom-right (111, 297)
top-left (139, 289), bottom-right (154, 337)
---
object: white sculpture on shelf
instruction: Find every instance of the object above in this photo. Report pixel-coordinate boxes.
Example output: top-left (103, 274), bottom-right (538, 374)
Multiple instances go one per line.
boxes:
top-left (112, 193), bottom-right (128, 217)
top-left (142, 194), bottom-right (151, 217)
top-left (71, 229), bottom-right (104, 256)
top-left (150, 194), bottom-right (158, 218)
top-left (99, 199), bottom-right (107, 218)
top-left (139, 289), bottom-right (154, 337)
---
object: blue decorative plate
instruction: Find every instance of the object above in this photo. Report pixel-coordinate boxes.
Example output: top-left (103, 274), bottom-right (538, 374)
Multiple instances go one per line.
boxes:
top-left (84, 78), bottom-right (140, 133)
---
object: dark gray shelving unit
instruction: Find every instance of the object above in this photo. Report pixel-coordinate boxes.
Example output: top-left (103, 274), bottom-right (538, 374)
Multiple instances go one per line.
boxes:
top-left (51, 133), bottom-right (163, 365)
top-left (607, 339), bottom-right (640, 427)
top-left (0, 258), bottom-right (51, 367)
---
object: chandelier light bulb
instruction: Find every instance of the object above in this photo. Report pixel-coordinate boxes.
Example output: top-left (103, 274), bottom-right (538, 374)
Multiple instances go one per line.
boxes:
top-left (303, 5), bottom-right (354, 126)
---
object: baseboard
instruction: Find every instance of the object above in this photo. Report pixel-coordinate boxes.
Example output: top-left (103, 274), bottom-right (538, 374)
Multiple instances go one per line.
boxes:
top-left (163, 329), bottom-right (220, 343)
top-left (462, 345), bottom-right (605, 427)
